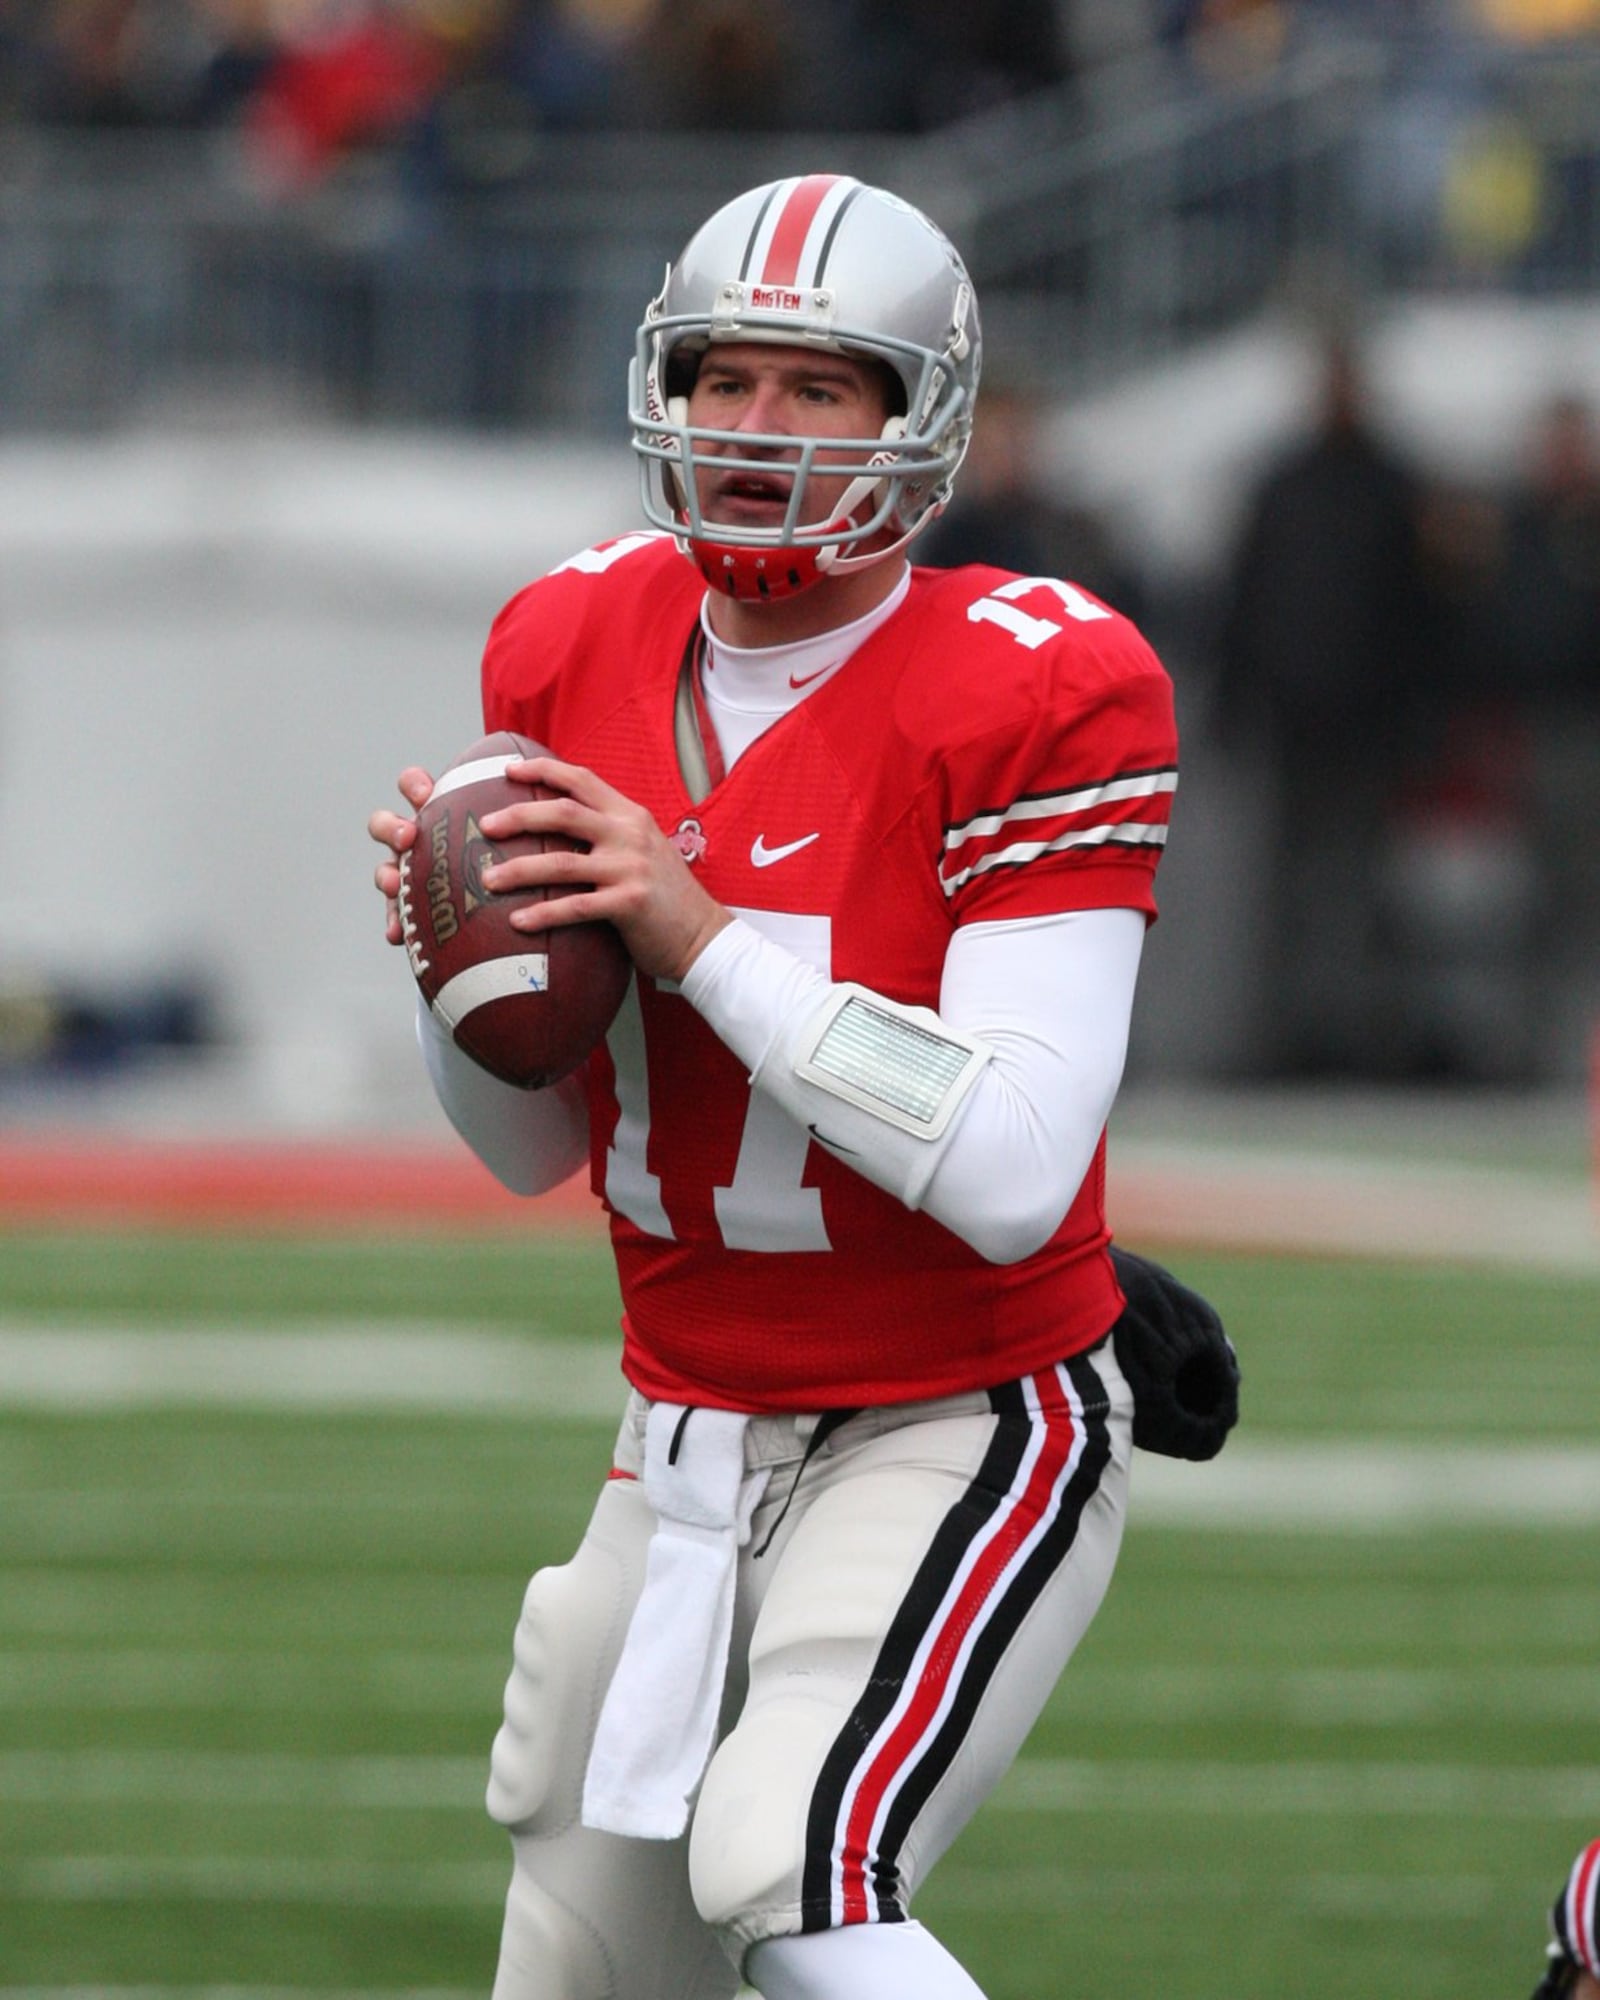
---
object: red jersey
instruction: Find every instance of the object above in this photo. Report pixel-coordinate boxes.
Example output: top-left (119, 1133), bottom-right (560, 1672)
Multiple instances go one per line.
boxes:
top-left (481, 533), bottom-right (1178, 1413)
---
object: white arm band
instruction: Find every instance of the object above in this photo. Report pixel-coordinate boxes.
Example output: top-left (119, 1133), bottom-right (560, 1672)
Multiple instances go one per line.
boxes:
top-left (680, 907), bottom-right (1145, 1264)
top-left (415, 999), bottom-right (591, 1196)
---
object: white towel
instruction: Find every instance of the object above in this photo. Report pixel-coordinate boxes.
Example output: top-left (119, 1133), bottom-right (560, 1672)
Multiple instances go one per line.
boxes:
top-left (581, 1403), bottom-right (768, 1839)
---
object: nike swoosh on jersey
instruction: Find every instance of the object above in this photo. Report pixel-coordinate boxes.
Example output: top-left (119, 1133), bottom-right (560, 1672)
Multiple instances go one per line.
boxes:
top-left (788, 661), bottom-right (839, 690)
top-left (750, 832), bottom-right (821, 868)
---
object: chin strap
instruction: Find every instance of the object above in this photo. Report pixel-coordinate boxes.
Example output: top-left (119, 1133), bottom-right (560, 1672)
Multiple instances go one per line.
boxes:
top-left (673, 414), bottom-right (921, 602)
top-left (686, 530), bottom-right (838, 601)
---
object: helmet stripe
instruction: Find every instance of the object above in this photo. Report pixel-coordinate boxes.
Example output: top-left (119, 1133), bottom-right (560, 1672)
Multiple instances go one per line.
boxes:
top-left (761, 173), bottom-right (847, 287)
top-left (812, 181), bottom-right (864, 285)
top-left (736, 181), bottom-right (785, 282)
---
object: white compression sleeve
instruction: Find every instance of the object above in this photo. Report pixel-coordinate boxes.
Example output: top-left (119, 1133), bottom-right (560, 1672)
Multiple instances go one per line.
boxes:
top-left (679, 906), bottom-right (1145, 1264)
top-left (747, 1920), bottom-right (988, 1999)
top-left (415, 999), bottom-right (591, 1196)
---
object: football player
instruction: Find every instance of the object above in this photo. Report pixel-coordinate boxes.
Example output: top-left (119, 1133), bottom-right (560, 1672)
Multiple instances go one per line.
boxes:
top-left (370, 174), bottom-right (1224, 2000)
top-left (1532, 1840), bottom-right (1600, 2000)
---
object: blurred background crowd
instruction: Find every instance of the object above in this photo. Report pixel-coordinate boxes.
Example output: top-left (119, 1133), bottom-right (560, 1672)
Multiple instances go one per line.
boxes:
top-left (0, 0), bottom-right (1596, 152)
top-left (0, 0), bottom-right (1597, 1116)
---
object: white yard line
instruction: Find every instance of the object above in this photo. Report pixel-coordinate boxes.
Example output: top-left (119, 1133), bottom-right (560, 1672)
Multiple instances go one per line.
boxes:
top-left (1130, 1437), bottom-right (1600, 1527)
top-left (1110, 1140), bottom-right (1600, 1272)
top-left (0, 1326), bottom-right (625, 1419)
top-left (0, 1652), bottom-right (492, 1711)
top-left (0, 1857), bottom-right (507, 1905)
top-left (4, 1766), bottom-right (1593, 1897)
top-left (994, 1757), bottom-right (1600, 1818)
top-left (0, 1751), bottom-right (484, 1806)
top-left (3, 1324), bottom-right (1599, 1526)
top-left (4, 1733), bottom-right (1597, 1814)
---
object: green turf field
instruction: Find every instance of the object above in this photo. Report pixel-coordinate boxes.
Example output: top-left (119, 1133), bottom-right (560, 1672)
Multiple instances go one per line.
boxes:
top-left (2, 1227), bottom-right (1597, 1997)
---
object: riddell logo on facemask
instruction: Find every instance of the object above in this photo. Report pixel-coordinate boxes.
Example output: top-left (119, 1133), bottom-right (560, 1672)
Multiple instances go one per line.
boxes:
top-left (750, 285), bottom-right (803, 311)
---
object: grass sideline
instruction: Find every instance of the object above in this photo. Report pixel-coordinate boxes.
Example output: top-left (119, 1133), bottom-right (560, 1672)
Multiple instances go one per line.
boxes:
top-left (2, 1224), bottom-right (1597, 1997)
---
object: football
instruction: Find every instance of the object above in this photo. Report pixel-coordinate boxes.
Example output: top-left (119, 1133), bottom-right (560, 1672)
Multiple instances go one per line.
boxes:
top-left (396, 731), bottom-right (632, 1088)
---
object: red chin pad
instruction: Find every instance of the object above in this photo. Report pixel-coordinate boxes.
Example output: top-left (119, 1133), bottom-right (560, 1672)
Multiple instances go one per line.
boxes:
top-left (686, 535), bottom-right (832, 601)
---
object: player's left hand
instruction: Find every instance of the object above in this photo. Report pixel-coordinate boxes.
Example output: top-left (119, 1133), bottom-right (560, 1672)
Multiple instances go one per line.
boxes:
top-left (476, 754), bottom-right (732, 984)
top-left (367, 766), bottom-right (436, 947)
top-left (1109, 1246), bottom-right (1240, 1461)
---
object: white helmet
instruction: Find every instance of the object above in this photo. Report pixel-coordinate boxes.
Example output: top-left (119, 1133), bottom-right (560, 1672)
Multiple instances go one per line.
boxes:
top-left (629, 174), bottom-right (982, 601)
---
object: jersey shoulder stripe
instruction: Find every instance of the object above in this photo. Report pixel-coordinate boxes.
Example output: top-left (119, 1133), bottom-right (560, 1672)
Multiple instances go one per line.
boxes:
top-left (940, 764), bottom-right (1178, 897)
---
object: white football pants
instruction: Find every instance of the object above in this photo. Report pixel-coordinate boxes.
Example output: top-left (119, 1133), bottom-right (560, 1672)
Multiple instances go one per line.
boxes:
top-left (484, 1342), bottom-right (1131, 1999)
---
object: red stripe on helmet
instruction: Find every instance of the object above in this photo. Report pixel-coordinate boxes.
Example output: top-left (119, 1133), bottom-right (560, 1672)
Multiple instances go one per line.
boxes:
top-left (761, 175), bottom-right (843, 288)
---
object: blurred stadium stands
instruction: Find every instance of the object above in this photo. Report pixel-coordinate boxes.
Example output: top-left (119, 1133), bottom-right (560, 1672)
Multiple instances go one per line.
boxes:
top-left (0, 2), bottom-right (1597, 1124)
top-left (5, 22), bottom-right (1600, 433)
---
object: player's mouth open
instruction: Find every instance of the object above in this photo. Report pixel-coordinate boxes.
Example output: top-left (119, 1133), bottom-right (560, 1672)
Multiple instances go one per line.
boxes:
top-left (707, 470), bottom-right (795, 515)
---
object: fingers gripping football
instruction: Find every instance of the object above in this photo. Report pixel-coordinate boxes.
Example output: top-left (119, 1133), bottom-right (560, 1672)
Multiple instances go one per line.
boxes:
top-left (369, 766), bottom-right (436, 947)
top-left (479, 754), bottom-right (731, 984)
top-left (391, 735), bottom-right (633, 1090)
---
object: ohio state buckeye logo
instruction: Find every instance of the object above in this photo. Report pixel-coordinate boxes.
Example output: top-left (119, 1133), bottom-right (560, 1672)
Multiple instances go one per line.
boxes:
top-left (673, 816), bottom-right (708, 864)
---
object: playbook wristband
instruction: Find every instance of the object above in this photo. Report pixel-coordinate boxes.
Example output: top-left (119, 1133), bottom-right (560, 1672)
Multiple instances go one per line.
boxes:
top-left (681, 920), bottom-right (991, 1208)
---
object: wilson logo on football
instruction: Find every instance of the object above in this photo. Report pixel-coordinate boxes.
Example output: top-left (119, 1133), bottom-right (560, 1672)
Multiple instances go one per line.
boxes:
top-left (403, 731), bottom-right (632, 1089)
top-left (460, 814), bottom-right (502, 914)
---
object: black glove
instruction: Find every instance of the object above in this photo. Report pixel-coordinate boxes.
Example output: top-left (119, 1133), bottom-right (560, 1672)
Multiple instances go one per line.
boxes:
top-left (1530, 1842), bottom-right (1600, 2000)
top-left (1109, 1246), bottom-right (1240, 1461)
top-left (1529, 1954), bottom-right (1579, 2000)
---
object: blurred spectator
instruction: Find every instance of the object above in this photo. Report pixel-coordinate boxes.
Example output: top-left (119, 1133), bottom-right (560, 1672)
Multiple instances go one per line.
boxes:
top-left (1494, 392), bottom-right (1600, 1068)
top-left (401, 0), bottom-right (650, 194)
top-left (3, 0), bottom-right (1081, 143)
top-left (917, 379), bottom-right (1146, 623)
top-left (1213, 332), bottom-right (1427, 1076)
top-left (846, 0), bottom-right (1072, 131)
top-left (1473, 0), bottom-right (1600, 40)
top-left (629, 0), bottom-right (801, 130)
top-left (29, 0), bottom-right (250, 125)
top-left (1349, 393), bottom-right (1600, 1082)
top-left (244, 0), bottom-right (446, 190)
top-left (1499, 392), bottom-right (1600, 706)
top-left (1160, 0), bottom-right (1292, 89)
top-left (1058, 0), bottom-right (1159, 72)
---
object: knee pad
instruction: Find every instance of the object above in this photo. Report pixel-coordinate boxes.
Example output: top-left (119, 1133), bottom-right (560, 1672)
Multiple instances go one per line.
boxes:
top-left (493, 1857), bottom-right (615, 2000)
top-left (488, 1535), bottom-right (633, 1833)
top-left (484, 1568), bottom-right (604, 1832)
top-left (688, 1699), bottom-right (837, 1947)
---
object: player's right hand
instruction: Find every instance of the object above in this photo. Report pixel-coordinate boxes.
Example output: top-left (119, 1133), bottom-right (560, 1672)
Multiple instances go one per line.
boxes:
top-left (368, 767), bottom-right (434, 946)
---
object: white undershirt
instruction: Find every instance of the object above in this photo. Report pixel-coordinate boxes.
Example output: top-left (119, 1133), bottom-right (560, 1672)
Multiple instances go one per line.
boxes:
top-left (696, 569), bottom-right (910, 765)
top-left (419, 580), bottom-right (1146, 1266)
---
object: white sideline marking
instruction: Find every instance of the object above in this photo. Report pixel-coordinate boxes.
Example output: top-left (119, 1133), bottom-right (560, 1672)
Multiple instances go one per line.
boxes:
top-left (3, 1323), bottom-right (1599, 1526)
top-left (0, 1751), bottom-right (484, 1806)
top-left (1, 1856), bottom-right (507, 1905)
top-left (0, 1651), bottom-right (492, 1711)
top-left (922, 1864), bottom-right (1505, 1920)
top-left (2, 1661), bottom-right (1598, 1727)
top-left (1111, 1139), bottom-right (1600, 1273)
top-left (5, 1657), bottom-right (1599, 1725)
top-left (1131, 1437), bottom-right (1600, 1528)
top-left (0, 1325), bottom-right (625, 1419)
top-left (3, 1748), bottom-right (1594, 1822)
top-left (995, 1757), bottom-right (1600, 1819)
